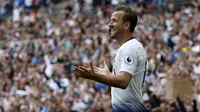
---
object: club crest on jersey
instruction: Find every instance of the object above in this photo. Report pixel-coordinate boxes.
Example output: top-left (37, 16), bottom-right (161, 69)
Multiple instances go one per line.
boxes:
top-left (124, 55), bottom-right (133, 65)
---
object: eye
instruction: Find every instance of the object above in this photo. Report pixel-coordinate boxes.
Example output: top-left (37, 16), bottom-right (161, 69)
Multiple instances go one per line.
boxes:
top-left (110, 18), bottom-right (117, 22)
top-left (113, 18), bottom-right (117, 22)
top-left (111, 19), bottom-right (117, 23)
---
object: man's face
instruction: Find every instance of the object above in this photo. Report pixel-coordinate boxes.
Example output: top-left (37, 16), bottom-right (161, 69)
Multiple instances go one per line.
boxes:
top-left (109, 11), bottom-right (125, 40)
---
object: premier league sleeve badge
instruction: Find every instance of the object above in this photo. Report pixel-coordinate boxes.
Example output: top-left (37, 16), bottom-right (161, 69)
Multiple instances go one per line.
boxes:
top-left (124, 55), bottom-right (134, 65)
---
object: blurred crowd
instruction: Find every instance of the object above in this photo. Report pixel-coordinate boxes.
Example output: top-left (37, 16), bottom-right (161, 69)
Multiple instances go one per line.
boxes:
top-left (0, 0), bottom-right (200, 112)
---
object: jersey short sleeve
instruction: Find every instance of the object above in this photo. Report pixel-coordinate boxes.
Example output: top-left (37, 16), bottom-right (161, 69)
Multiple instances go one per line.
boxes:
top-left (119, 47), bottom-right (138, 76)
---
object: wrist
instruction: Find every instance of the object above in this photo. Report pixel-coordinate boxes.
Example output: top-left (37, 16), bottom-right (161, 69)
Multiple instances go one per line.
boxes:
top-left (90, 72), bottom-right (98, 81)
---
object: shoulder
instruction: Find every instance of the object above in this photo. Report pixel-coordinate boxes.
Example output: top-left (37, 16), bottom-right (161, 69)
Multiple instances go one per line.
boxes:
top-left (120, 39), bottom-right (144, 53)
top-left (119, 39), bottom-right (146, 60)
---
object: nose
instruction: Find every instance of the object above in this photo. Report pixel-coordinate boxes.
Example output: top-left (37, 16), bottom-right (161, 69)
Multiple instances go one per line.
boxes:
top-left (109, 21), bottom-right (113, 28)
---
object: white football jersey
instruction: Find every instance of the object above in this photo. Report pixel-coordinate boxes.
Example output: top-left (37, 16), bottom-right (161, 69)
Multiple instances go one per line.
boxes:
top-left (111, 38), bottom-right (148, 112)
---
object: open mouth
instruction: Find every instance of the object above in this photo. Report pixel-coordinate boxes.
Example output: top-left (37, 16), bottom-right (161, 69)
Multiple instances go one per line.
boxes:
top-left (110, 29), bottom-right (116, 34)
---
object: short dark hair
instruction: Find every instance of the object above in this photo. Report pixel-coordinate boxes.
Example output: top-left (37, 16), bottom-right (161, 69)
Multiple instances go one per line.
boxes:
top-left (115, 5), bottom-right (138, 32)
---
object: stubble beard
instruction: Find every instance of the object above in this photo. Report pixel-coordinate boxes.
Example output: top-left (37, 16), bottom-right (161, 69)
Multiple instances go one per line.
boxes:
top-left (110, 31), bottom-right (122, 41)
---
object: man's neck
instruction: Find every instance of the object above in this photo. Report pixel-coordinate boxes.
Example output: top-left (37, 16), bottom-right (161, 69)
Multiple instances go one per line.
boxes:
top-left (118, 33), bottom-right (133, 46)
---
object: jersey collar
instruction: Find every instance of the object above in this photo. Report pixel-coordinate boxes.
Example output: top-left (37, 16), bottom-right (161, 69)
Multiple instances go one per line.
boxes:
top-left (127, 37), bottom-right (135, 42)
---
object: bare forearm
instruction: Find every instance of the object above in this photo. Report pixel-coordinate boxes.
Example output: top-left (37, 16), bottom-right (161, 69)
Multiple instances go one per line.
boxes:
top-left (92, 73), bottom-right (127, 89)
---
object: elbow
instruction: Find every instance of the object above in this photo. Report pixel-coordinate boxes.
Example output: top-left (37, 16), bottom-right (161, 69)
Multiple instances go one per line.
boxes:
top-left (119, 83), bottom-right (129, 89)
top-left (116, 72), bottom-right (132, 89)
top-left (120, 86), bottom-right (127, 89)
top-left (116, 79), bottom-right (130, 89)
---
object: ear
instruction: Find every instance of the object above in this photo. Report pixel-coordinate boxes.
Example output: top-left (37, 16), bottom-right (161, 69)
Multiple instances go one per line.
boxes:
top-left (124, 22), bottom-right (130, 30)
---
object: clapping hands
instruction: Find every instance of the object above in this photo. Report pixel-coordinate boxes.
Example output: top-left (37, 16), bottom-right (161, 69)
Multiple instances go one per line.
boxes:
top-left (74, 60), bottom-right (96, 80)
top-left (93, 61), bottom-right (110, 75)
top-left (74, 60), bottom-right (110, 80)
